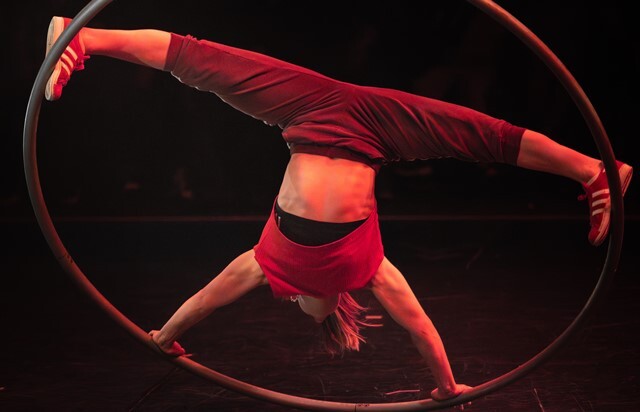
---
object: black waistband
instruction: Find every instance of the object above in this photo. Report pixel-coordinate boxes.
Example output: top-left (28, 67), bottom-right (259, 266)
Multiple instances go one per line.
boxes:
top-left (274, 201), bottom-right (366, 246)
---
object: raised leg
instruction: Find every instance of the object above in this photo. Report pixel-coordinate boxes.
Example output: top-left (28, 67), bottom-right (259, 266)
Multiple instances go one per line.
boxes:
top-left (516, 129), bottom-right (601, 183)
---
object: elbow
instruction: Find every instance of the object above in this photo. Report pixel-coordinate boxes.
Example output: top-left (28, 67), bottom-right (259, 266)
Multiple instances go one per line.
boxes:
top-left (408, 319), bottom-right (438, 342)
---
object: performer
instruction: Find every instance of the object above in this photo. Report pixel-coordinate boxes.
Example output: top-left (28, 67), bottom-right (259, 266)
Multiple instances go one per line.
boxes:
top-left (44, 16), bottom-right (632, 401)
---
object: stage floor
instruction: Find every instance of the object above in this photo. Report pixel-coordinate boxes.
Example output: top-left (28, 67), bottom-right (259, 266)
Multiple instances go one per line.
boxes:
top-left (2, 217), bottom-right (638, 411)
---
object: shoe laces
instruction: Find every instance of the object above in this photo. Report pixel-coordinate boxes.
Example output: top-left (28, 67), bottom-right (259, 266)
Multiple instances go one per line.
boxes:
top-left (577, 185), bottom-right (592, 202)
top-left (578, 190), bottom-right (611, 203)
top-left (58, 54), bottom-right (89, 87)
top-left (74, 54), bottom-right (89, 71)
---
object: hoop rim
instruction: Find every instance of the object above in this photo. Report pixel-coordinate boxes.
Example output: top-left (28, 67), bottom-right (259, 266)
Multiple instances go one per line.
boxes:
top-left (23, 0), bottom-right (625, 410)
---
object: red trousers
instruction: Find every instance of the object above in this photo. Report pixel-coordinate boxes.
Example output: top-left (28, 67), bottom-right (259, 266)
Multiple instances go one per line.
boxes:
top-left (165, 34), bottom-right (525, 171)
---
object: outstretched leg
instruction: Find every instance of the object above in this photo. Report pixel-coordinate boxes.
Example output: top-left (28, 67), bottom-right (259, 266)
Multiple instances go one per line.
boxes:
top-left (517, 130), bottom-right (632, 246)
top-left (45, 16), bottom-right (347, 130)
top-left (517, 130), bottom-right (600, 182)
top-left (150, 249), bottom-right (268, 356)
top-left (81, 28), bottom-right (171, 69)
top-left (368, 257), bottom-right (471, 401)
top-left (45, 17), bottom-right (172, 100)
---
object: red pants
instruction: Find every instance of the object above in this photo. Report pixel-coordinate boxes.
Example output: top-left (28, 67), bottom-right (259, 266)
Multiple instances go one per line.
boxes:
top-left (165, 33), bottom-right (525, 171)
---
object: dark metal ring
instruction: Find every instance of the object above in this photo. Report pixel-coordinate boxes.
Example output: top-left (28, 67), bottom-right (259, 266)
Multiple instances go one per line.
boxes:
top-left (23, 0), bottom-right (625, 409)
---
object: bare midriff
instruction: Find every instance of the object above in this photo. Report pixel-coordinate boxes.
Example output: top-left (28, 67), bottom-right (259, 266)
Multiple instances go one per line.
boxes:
top-left (277, 153), bottom-right (376, 222)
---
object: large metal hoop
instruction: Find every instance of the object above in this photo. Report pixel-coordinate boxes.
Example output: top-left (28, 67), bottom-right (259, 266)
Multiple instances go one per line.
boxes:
top-left (23, 0), bottom-right (625, 410)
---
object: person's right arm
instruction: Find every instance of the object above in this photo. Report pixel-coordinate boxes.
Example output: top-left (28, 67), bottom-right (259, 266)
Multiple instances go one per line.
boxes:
top-left (368, 257), bottom-right (471, 400)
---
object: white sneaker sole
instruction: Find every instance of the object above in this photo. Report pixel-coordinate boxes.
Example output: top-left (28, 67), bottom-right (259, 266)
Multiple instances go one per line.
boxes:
top-left (45, 16), bottom-right (65, 101)
top-left (592, 163), bottom-right (633, 246)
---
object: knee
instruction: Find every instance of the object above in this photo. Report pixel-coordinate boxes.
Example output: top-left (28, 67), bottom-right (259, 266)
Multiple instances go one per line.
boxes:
top-left (409, 322), bottom-right (437, 340)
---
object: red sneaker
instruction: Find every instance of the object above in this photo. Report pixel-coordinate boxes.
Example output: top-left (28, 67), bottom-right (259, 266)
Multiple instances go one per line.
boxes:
top-left (580, 160), bottom-right (633, 246)
top-left (45, 16), bottom-right (89, 101)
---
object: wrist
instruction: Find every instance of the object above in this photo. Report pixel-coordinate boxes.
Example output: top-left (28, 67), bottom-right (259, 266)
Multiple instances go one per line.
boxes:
top-left (431, 384), bottom-right (462, 401)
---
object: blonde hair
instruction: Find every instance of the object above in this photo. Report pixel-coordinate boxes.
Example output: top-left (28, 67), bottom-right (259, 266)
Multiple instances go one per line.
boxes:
top-left (319, 292), bottom-right (374, 356)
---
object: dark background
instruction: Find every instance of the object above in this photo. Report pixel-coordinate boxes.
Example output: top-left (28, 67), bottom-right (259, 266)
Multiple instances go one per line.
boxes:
top-left (4, 0), bottom-right (638, 219)
top-left (2, 1), bottom-right (639, 411)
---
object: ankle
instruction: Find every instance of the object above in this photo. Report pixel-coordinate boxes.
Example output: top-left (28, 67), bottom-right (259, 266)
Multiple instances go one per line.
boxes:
top-left (77, 28), bottom-right (87, 55)
top-left (583, 162), bottom-right (603, 186)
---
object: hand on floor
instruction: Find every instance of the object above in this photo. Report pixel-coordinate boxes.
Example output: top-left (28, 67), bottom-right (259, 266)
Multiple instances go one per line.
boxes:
top-left (431, 384), bottom-right (473, 409)
top-left (148, 330), bottom-right (187, 357)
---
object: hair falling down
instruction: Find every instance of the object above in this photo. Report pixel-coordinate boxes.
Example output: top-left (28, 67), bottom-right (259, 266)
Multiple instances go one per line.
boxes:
top-left (319, 292), bottom-right (380, 356)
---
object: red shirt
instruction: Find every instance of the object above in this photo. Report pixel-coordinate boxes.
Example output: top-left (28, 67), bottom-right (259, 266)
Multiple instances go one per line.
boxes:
top-left (253, 201), bottom-right (384, 298)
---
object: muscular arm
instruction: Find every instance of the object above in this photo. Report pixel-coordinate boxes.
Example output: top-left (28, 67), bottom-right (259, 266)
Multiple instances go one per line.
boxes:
top-left (368, 257), bottom-right (469, 400)
top-left (151, 250), bottom-right (268, 354)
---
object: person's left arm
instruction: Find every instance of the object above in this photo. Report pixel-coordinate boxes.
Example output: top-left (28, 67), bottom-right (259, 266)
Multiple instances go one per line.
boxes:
top-left (150, 249), bottom-right (268, 355)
